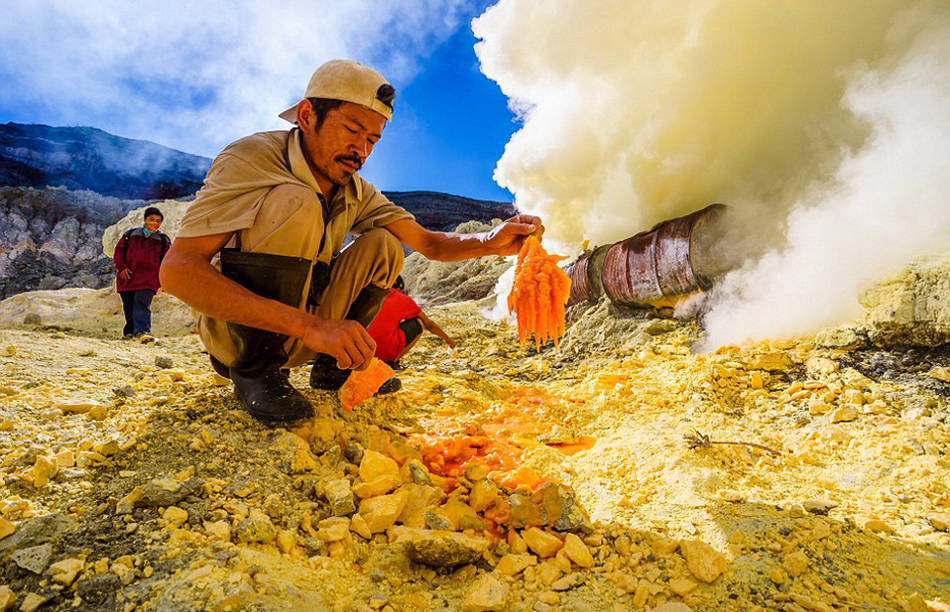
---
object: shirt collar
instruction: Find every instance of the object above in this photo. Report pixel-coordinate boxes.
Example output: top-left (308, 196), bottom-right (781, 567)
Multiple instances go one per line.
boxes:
top-left (287, 129), bottom-right (363, 204)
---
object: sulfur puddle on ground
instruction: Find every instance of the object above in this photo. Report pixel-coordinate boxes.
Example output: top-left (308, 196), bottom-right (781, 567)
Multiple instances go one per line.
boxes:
top-left (0, 299), bottom-right (948, 612)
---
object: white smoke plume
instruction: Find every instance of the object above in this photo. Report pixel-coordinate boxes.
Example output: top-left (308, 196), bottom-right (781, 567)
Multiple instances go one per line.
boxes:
top-left (0, 1), bottom-right (467, 157)
top-left (473, 0), bottom-right (950, 345)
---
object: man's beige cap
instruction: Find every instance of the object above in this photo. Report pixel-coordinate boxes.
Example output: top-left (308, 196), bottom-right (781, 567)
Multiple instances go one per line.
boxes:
top-left (278, 59), bottom-right (394, 123)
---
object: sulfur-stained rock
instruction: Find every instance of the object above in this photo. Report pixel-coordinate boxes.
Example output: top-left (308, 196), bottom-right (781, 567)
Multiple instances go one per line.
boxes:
top-left (233, 510), bottom-right (277, 544)
top-left (163, 506), bottom-right (189, 526)
top-left (56, 399), bottom-right (101, 414)
top-left (495, 553), bottom-right (537, 576)
top-left (350, 513), bottom-right (372, 539)
top-left (802, 499), bottom-right (838, 515)
top-left (864, 519), bottom-right (894, 534)
top-left (523, 528), bottom-right (563, 558)
top-left (468, 479), bottom-right (499, 512)
top-left (24, 456), bottom-right (57, 488)
top-left (783, 550), bottom-right (809, 576)
top-left (11, 543), bottom-right (53, 574)
top-left (86, 404), bottom-right (108, 420)
top-left (140, 478), bottom-right (186, 507)
top-left (0, 519), bottom-right (15, 540)
top-left (358, 489), bottom-right (408, 533)
top-left (48, 557), bottom-right (84, 585)
top-left (316, 517), bottom-right (350, 542)
top-left (562, 533), bottom-right (593, 567)
top-left (276, 529), bottom-right (296, 554)
top-left (352, 475), bottom-right (401, 498)
top-left (424, 507), bottom-right (454, 531)
top-left (831, 406), bottom-right (859, 423)
top-left (509, 493), bottom-right (544, 529)
top-left (650, 603), bottom-right (693, 612)
top-left (551, 572), bottom-right (585, 591)
top-left (669, 576), bottom-right (698, 596)
top-left (0, 586), bottom-right (14, 610)
top-left (403, 528), bottom-right (490, 567)
top-left (323, 478), bottom-right (356, 517)
top-left (18, 593), bottom-right (46, 612)
top-left (680, 540), bottom-right (727, 583)
top-left (397, 484), bottom-right (445, 525)
top-left (359, 450), bottom-right (400, 483)
top-left (462, 574), bottom-right (509, 612)
top-left (749, 353), bottom-right (792, 371)
top-left (926, 514), bottom-right (949, 531)
top-left (442, 500), bottom-right (483, 531)
top-left (204, 521), bottom-right (230, 541)
top-left (115, 487), bottom-right (143, 515)
top-left (534, 483), bottom-right (592, 532)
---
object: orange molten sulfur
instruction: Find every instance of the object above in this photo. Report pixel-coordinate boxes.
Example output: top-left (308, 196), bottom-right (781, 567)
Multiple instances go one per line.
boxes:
top-left (507, 235), bottom-right (572, 350)
top-left (338, 358), bottom-right (394, 411)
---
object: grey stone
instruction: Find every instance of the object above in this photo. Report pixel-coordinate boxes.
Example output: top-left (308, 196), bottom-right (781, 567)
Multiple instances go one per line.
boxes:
top-left (551, 573), bottom-right (585, 591)
top-left (112, 385), bottom-right (136, 398)
top-left (403, 528), bottom-right (489, 567)
top-left (233, 514), bottom-right (276, 544)
top-left (323, 478), bottom-right (356, 517)
top-left (11, 543), bottom-right (54, 573)
top-left (0, 513), bottom-right (75, 555)
top-left (155, 356), bottom-right (174, 369)
top-left (23, 313), bottom-right (42, 325)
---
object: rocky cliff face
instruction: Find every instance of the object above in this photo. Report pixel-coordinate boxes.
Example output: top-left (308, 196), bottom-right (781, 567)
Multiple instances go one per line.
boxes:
top-left (0, 186), bottom-right (157, 298)
top-left (1, 122), bottom-right (211, 200)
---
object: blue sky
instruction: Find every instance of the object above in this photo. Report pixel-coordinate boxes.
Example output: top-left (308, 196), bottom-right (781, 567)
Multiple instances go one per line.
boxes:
top-left (0, 1), bottom-right (516, 202)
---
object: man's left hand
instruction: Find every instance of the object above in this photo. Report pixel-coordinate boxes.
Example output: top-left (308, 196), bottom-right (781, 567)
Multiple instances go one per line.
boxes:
top-left (482, 214), bottom-right (545, 256)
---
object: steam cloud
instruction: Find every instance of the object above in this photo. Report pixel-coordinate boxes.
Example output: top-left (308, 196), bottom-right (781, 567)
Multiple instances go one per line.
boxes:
top-left (474, 0), bottom-right (950, 346)
top-left (0, 1), bottom-right (467, 157)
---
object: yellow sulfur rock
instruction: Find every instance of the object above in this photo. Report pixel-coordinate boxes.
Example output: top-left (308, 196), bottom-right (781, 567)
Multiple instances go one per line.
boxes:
top-left (276, 529), bottom-right (296, 554)
top-left (783, 550), bottom-right (809, 576)
top-left (495, 553), bottom-right (536, 576)
top-left (49, 557), bottom-right (84, 585)
top-left (204, 521), bottom-right (231, 542)
top-left (0, 518), bottom-right (15, 540)
top-left (562, 533), bottom-right (593, 567)
top-left (163, 506), bottom-right (189, 525)
top-left (358, 489), bottom-right (408, 533)
top-left (359, 450), bottom-right (400, 483)
top-left (523, 528), bottom-right (563, 558)
top-left (0, 586), bottom-right (14, 610)
top-left (865, 519), bottom-right (894, 534)
top-left (24, 456), bottom-right (57, 488)
top-left (680, 540), bottom-right (727, 583)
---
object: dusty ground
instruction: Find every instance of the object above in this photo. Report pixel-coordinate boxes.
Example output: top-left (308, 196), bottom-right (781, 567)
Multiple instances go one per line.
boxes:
top-left (0, 295), bottom-right (948, 611)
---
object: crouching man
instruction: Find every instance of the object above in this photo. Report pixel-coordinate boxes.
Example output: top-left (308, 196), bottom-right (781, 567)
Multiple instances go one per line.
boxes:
top-left (160, 59), bottom-right (542, 428)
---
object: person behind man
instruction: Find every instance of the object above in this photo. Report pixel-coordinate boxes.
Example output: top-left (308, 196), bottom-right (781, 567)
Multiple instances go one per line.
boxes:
top-left (113, 206), bottom-right (170, 340)
top-left (160, 59), bottom-right (543, 429)
top-left (367, 276), bottom-right (456, 370)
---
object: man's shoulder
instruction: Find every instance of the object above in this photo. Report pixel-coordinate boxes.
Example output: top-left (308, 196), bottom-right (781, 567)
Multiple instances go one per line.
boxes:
top-left (219, 130), bottom-right (289, 160)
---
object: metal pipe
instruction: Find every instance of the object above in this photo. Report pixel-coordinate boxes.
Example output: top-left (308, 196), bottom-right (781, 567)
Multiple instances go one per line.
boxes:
top-left (566, 203), bottom-right (727, 309)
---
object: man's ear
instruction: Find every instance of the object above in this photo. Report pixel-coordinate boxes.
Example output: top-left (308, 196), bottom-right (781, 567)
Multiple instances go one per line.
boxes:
top-left (295, 99), bottom-right (314, 131)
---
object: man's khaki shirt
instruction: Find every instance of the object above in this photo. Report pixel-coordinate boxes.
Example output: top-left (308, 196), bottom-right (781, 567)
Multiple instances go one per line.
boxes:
top-left (178, 129), bottom-right (413, 265)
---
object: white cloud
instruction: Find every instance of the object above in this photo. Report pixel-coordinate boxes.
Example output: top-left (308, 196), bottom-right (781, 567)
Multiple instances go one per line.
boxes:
top-left (0, 0), bottom-right (468, 156)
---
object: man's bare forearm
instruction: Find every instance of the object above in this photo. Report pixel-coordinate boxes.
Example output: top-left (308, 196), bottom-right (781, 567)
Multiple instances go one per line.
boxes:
top-left (160, 250), bottom-right (314, 338)
top-left (425, 231), bottom-right (497, 262)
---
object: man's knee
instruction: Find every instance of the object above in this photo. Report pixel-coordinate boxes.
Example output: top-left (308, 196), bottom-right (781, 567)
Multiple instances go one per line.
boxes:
top-left (349, 228), bottom-right (404, 283)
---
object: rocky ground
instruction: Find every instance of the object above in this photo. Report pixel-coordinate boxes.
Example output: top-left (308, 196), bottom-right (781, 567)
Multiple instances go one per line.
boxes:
top-left (0, 271), bottom-right (949, 611)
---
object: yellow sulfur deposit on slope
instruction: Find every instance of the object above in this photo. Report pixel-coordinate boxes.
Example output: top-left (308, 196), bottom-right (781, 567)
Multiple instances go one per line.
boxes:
top-left (508, 235), bottom-right (572, 350)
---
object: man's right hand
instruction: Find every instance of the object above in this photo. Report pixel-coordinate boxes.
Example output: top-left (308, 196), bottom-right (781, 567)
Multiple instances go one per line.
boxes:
top-left (302, 319), bottom-right (376, 371)
top-left (119, 269), bottom-right (132, 282)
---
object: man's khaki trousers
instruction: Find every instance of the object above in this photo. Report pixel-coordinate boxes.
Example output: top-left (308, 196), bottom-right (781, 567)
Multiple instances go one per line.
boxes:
top-left (197, 184), bottom-right (404, 369)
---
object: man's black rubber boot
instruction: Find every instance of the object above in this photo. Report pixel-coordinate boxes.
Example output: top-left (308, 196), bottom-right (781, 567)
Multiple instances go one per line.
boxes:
top-left (220, 250), bottom-right (314, 428)
top-left (310, 284), bottom-right (400, 394)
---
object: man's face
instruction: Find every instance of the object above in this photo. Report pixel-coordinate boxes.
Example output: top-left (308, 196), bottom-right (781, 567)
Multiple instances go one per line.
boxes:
top-left (144, 215), bottom-right (162, 232)
top-left (300, 101), bottom-right (386, 190)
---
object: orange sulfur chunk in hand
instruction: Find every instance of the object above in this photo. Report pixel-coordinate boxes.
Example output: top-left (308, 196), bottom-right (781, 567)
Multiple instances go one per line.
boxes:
top-left (338, 358), bottom-right (395, 411)
top-left (507, 235), bottom-right (572, 350)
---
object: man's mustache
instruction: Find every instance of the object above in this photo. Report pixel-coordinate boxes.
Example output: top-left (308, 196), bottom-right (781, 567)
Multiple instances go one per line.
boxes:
top-left (335, 155), bottom-right (363, 170)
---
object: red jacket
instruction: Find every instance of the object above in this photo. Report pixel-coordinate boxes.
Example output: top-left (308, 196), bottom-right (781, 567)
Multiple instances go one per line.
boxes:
top-left (368, 289), bottom-right (422, 361)
top-left (113, 228), bottom-right (170, 292)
